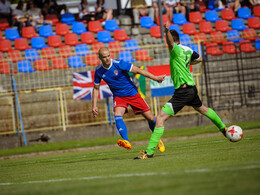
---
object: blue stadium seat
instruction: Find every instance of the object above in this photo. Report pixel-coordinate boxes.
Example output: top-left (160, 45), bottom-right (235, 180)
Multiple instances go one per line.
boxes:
top-left (5, 28), bottom-right (20, 41)
top-left (119, 51), bottom-right (136, 62)
top-left (169, 24), bottom-right (181, 34)
top-left (68, 55), bottom-right (86, 68)
top-left (255, 39), bottom-right (260, 50)
top-left (125, 39), bottom-right (139, 51)
top-left (72, 22), bottom-right (87, 35)
top-left (237, 7), bottom-right (252, 19)
top-left (39, 25), bottom-right (54, 38)
top-left (187, 43), bottom-right (201, 54)
top-left (31, 37), bottom-right (47, 49)
top-left (61, 13), bottom-right (75, 25)
top-left (173, 13), bottom-right (188, 25)
top-left (179, 34), bottom-right (192, 45)
top-left (208, 0), bottom-right (216, 9)
top-left (140, 16), bottom-right (156, 28)
top-left (231, 19), bottom-right (248, 31)
top-left (104, 19), bottom-right (120, 32)
top-left (227, 30), bottom-right (244, 43)
top-left (25, 48), bottom-right (40, 61)
top-left (205, 10), bottom-right (220, 22)
top-left (17, 60), bottom-right (36, 73)
top-left (75, 44), bottom-right (90, 56)
top-left (97, 31), bottom-right (114, 43)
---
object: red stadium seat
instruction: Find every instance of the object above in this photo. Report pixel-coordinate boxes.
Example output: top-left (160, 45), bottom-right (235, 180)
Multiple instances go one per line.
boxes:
top-left (114, 29), bottom-right (130, 41)
top-left (85, 54), bottom-right (100, 66)
top-left (51, 56), bottom-right (69, 69)
top-left (41, 47), bottom-right (56, 59)
top-left (243, 29), bottom-right (257, 41)
top-left (222, 41), bottom-right (239, 54)
top-left (216, 20), bottom-right (231, 32)
top-left (0, 61), bottom-right (17, 74)
top-left (194, 33), bottom-right (208, 44)
top-left (65, 33), bottom-right (80, 46)
top-left (81, 32), bottom-right (96, 44)
top-left (199, 21), bottom-right (214, 34)
top-left (156, 14), bottom-right (170, 25)
top-left (14, 38), bottom-right (30, 51)
top-left (108, 41), bottom-right (122, 53)
top-left (59, 45), bottom-right (73, 58)
top-left (135, 49), bottom-right (153, 61)
top-left (88, 21), bottom-right (103, 33)
top-left (183, 23), bottom-right (197, 35)
top-left (239, 40), bottom-right (256, 53)
top-left (248, 17), bottom-right (260, 29)
top-left (254, 5), bottom-right (260, 17)
top-left (221, 9), bottom-right (236, 21)
top-left (22, 26), bottom-right (37, 39)
top-left (56, 23), bottom-right (69, 36)
top-left (210, 31), bottom-right (224, 44)
top-left (45, 14), bottom-right (59, 25)
top-left (206, 42), bottom-right (223, 56)
top-left (189, 11), bottom-right (203, 24)
top-left (196, 1), bottom-right (207, 12)
top-left (0, 18), bottom-right (9, 30)
top-left (48, 35), bottom-right (63, 48)
top-left (92, 42), bottom-right (105, 54)
top-left (0, 39), bottom-right (12, 52)
top-left (150, 26), bottom-right (161, 38)
top-left (7, 50), bottom-right (23, 63)
top-left (34, 58), bottom-right (52, 71)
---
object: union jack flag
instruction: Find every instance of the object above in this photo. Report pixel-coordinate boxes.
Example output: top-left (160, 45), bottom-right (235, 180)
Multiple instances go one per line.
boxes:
top-left (73, 71), bottom-right (112, 100)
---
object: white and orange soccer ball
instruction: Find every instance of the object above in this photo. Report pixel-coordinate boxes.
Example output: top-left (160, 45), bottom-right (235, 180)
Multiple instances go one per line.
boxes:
top-left (226, 125), bottom-right (243, 142)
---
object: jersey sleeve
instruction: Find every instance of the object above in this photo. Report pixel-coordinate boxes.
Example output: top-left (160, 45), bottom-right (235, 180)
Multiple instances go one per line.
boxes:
top-left (169, 43), bottom-right (182, 58)
top-left (191, 51), bottom-right (200, 61)
top-left (94, 70), bottom-right (101, 85)
top-left (118, 60), bottom-right (133, 72)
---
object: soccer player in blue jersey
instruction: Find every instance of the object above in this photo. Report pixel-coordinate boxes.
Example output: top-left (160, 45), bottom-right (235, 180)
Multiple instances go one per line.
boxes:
top-left (92, 47), bottom-right (166, 151)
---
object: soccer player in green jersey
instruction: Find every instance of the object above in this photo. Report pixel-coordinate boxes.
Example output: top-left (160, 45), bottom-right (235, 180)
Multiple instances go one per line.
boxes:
top-left (135, 21), bottom-right (228, 159)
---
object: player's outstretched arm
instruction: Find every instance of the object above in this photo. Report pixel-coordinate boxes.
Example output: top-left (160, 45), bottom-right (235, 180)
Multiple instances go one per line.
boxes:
top-left (92, 84), bottom-right (100, 117)
top-left (131, 65), bottom-right (166, 83)
top-left (165, 21), bottom-right (174, 51)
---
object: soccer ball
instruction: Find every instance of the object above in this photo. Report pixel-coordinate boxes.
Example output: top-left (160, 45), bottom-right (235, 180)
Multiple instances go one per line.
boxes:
top-left (226, 125), bottom-right (243, 142)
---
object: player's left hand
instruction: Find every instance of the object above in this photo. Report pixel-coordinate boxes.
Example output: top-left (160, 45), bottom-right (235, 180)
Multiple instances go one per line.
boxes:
top-left (156, 74), bottom-right (166, 83)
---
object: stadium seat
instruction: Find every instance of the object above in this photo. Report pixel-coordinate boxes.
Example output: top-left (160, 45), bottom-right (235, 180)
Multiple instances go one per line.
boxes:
top-left (206, 42), bottom-right (223, 56)
top-left (61, 13), bottom-right (75, 25)
top-left (125, 39), bottom-right (139, 51)
top-left (72, 22), bottom-right (87, 35)
top-left (189, 11), bottom-right (203, 24)
top-left (56, 23), bottom-right (69, 36)
top-left (210, 31), bottom-right (224, 44)
top-left (119, 51), bottom-right (136, 62)
top-left (108, 41), bottom-right (122, 53)
top-left (0, 51), bottom-right (4, 60)
top-left (81, 32), bottom-right (96, 44)
top-left (221, 8), bottom-right (236, 21)
top-left (59, 45), bottom-right (73, 58)
top-left (41, 47), bottom-right (56, 59)
top-left (97, 31), bottom-right (114, 43)
top-left (205, 10), bottom-right (220, 22)
top-left (25, 48), bottom-right (40, 61)
top-left (22, 26), bottom-right (37, 39)
top-left (0, 39), bottom-right (12, 52)
top-left (48, 35), bottom-right (63, 48)
top-left (85, 54), bottom-right (100, 66)
top-left (92, 42), bottom-right (105, 54)
top-left (0, 61), bottom-right (17, 74)
top-left (231, 19), bottom-right (248, 31)
top-left (237, 7), bottom-right (252, 19)
top-left (88, 21), bottom-right (103, 33)
top-left (34, 58), bottom-right (52, 71)
top-left (173, 13), bottom-right (188, 25)
top-left (180, 34), bottom-right (192, 45)
top-left (156, 14), bottom-right (170, 25)
top-left (169, 24), bottom-right (181, 34)
top-left (45, 14), bottom-right (59, 25)
top-left (140, 16), bottom-right (156, 28)
top-left (135, 49), bottom-right (153, 61)
top-left (51, 56), bottom-right (69, 69)
top-left (5, 28), bottom-right (20, 41)
top-left (222, 41), bottom-right (239, 54)
top-left (31, 37), bottom-right (47, 49)
top-left (68, 55), bottom-right (86, 68)
top-left (207, 0), bottom-right (216, 9)
top-left (199, 21), bottom-right (214, 34)
top-left (17, 60), bottom-right (36, 73)
top-left (243, 29), bottom-right (257, 41)
top-left (0, 32), bottom-right (2, 40)
top-left (248, 17), bottom-right (260, 29)
top-left (14, 38), bottom-right (30, 51)
top-left (187, 43), bottom-right (201, 54)
top-left (254, 5), bottom-right (260, 17)
top-left (75, 44), bottom-right (90, 56)
top-left (194, 33), bottom-right (208, 44)
top-left (104, 19), bottom-right (120, 32)
top-left (255, 39), bottom-right (260, 50)
top-left (196, 1), bottom-right (207, 12)
top-left (150, 26), bottom-right (161, 38)
top-left (183, 23), bottom-right (197, 35)
top-left (114, 29), bottom-right (130, 41)
top-left (215, 20), bottom-right (231, 32)
top-left (7, 50), bottom-right (22, 63)
top-left (239, 40), bottom-right (256, 53)
top-left (0, 18), bottom-right (9, 30)
top-left (39, 25), bottom-right (54, 38)
top-left (227, 30), bottom-right (244, 43)
top-left (65, 33), bottom-right (80, 46)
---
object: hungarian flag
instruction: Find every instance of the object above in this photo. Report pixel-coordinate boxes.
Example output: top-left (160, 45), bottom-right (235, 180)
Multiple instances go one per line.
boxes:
top-left (73, 71), bottom-right (112, 100)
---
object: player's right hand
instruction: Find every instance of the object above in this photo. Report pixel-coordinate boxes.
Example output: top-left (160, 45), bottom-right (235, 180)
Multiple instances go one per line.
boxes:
top-left (156, 74), bottom-right (166, 83)
top-left (92, 107), bottom-right (98, 117)
top-left (164, 21), bottom-right (170, 32)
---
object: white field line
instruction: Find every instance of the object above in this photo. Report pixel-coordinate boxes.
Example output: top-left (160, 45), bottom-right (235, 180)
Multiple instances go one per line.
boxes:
top-left (0, 165), bottom-right (259, 186)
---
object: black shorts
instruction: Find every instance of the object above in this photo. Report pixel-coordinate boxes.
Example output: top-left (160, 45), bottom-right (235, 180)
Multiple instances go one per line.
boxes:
top-left (167, 85), bottom-right (202, 115)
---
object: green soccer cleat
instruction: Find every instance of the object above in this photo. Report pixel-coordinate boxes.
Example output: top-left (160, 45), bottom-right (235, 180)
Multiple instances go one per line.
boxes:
top-left (117, 139), bottom-right (132, 150)
top-left (157, 139), bottom-right (165, 153)
top-left (134, 151), bottom-right (154, 159)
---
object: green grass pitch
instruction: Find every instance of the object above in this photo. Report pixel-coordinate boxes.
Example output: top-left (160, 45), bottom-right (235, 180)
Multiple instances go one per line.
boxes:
top-left (0, 130), bottom-right (259, 195)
